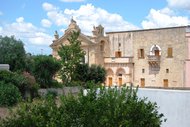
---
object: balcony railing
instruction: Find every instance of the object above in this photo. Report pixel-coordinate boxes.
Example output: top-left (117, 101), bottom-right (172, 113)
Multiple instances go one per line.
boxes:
top-left (147, 55), bottom-right (160, 65)
top-left (104, 57), bottom-right (133, 64)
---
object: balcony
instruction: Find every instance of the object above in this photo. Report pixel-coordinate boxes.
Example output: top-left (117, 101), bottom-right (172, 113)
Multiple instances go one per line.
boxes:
top-left (104, 57), bottom-right (133, 64)
top-left (147, 55), bottom-right (160, 65)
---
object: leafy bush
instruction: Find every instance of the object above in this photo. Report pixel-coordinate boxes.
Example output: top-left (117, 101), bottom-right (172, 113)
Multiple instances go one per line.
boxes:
top-left (33, 55), bottom-right (61, 88)
top-left (0, 81), bottom-right (21, 106)
top-left (0, 70), bottom-right (27, 95)
top-left (0, 97), bottom-right (58, 127)
top-left (74, 64), bottom-right (106, 84)
top-left (60, 86), bottom-right (165, 127)
top-left (0, 70), bottom-right (38, 98)
top-left (22, 71), bottom-right (39, 98)
top-left (0, 86), bottom-right (165, 127)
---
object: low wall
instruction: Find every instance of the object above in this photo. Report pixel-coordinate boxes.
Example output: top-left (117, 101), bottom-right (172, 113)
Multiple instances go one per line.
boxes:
top-left (0, 64), bottom-right (9, 71)
top-left (137, 88), bottom-right (190, 127)
top-left (38, 86), bottom-right (83, 97)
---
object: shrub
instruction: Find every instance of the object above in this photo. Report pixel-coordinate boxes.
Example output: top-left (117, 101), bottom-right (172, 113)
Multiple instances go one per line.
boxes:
top-left (0, 97), bottom-right (58, 127)
top-left (74, 64), bottom-right (106, 84)
top-left (22, 71), bottom-right (39, 98)
top-left (0, 86), bottom-right (165, 127)
top-left (0, 70), bottom-right (27, 95)
top-left (60, 86), bottom-right (165, 127)
top-left (0, 81), bottom-right (21, 107)
top-left (33, 55), bottom-right (61, 88)
top-left (0, 70), bottom-right (38, 98)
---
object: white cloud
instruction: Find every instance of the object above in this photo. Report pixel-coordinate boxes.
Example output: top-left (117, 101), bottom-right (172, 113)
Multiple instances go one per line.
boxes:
top-left (60, 0), bottom-right (85, 2)
top-left (42, 3), bottom-right (138, 34)
top-left (42, 2), bottom-right (57, 11)
top-left (28, 32), bottom-right (52, 45)
top-left (141, 8), bottom-right (190, 29)
top-left (167, 0), bottom-right (190, 10)
top-left (0, 17), bottom-right (53, 49)
top-left (41, 19), bottom-right (52, 27)
top-left (16, 17), bottom-right (24, 23)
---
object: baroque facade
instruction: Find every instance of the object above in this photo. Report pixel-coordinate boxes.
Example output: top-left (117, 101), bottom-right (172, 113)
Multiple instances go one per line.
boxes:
top-left (50, 19), bottom-right (190, 88)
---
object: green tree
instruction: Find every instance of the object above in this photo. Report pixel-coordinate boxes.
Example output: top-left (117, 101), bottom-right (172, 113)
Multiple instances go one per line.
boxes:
top-left (88, 64), bottom-right (106, 83)
top-left (58, 31), bottom-right (85, 84)
top-left (33, 55), bottom-right (61, 88)
top-left (0, 36), bottom-right (26, 71)
top-left (74, 64), bottom-right (106, 84)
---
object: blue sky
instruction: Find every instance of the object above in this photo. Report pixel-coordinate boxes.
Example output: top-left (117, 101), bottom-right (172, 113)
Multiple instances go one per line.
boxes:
top-left (0, 0), bottom-right (190, 55)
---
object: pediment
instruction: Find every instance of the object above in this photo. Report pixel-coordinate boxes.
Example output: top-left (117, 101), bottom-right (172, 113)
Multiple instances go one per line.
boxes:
top-left (50, 31), bottom-right (94, 48)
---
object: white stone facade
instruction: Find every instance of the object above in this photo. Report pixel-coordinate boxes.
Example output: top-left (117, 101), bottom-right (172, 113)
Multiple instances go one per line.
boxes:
top-left (50, 19), bottom-right (190, 88)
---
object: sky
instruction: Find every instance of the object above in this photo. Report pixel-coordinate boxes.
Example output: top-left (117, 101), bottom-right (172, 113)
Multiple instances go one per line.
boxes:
top-left (0, 0), bottom-right (190, 55)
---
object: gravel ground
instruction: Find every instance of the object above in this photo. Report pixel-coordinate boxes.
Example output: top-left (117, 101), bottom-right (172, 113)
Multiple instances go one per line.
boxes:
top-left (0, 107), bottom-right (9, 119)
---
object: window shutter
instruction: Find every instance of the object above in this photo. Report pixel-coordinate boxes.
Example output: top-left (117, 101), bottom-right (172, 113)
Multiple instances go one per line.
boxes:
top-left (168, 48), bottom-right (173, 57)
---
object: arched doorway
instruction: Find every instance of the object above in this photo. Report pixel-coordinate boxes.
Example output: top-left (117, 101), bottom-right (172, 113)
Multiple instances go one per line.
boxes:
top-left (116, 68), bottom-right (125, 86)
top-left (106, 68), bottom-right (114, 86)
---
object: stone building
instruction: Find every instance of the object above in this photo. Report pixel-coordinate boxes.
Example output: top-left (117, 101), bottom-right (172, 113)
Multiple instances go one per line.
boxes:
top-left (50, 19), bottom-right (190, 88)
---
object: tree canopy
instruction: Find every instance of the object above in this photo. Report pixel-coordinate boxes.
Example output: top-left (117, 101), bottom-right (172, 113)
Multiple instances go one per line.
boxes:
top-left (33, 55), bottom-right (61, 88)
top-left (74, 64), bottom-right (106, 84)
top-left (0, 36), bottom-right (26, 71)
top-left (58, 31), bottom-right (85, 84)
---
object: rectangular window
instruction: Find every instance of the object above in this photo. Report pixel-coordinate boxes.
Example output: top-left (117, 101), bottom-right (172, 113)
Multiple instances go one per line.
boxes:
top-left (167, 47), bottom-right (173, 58)
top-left (138, 49), bottom-right (145, 59)
top-left (166, 69), bottom-right (169, 73)
top-left (115, 51), bottom-right (122, 57)
top-left (142, 69), bottom-right (145, 73)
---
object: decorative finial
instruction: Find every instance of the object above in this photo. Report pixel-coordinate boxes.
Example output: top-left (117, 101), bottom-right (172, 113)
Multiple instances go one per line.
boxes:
top-left (71, 16), bottom-right (76, 23)
top-left (54, 30), bottom-right (59, 40)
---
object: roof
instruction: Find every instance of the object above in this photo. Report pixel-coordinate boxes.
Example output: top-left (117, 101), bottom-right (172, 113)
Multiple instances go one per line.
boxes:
top-left (106, 25), bottom-right (189, 34)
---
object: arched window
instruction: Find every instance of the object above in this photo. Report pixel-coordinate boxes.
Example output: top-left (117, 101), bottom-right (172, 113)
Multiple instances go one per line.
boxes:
top-left (149, 45), bottom-right (161, 56)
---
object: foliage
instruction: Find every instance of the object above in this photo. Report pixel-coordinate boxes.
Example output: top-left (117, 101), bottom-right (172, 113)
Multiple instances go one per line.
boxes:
top-left (74, 63), bottom-right (89, 82)
top-left (0, 70), bottom-right (38, 98)
top-left (22, 71), bottom-right (39, 98)
top-left (0, 36), bottom-right (26, 72)
top-left (74, 64), bottom-right (106, 84)
top-left (0, 81), bottom-right (21, 107)
top-left (33, 55), bottom-right (61, 88)
top-left (0, 97), bottom-right (58, 127)
top-left (58, 31), bottom-right (85, 84)
top-left (0, 86), bottom-right (165, 127)
top-left (60, 86), bottom-right (165, 127)
top-left (24, 53), bottom-right (35, 73)
top-left (87, 64), bottom-right (106, 83)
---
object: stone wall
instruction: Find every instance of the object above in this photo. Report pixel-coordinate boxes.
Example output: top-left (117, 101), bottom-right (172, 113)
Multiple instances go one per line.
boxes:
top-left (133, 27), bottom-right (187, 87)
top-left (138, 88), bottom-right (190, 127)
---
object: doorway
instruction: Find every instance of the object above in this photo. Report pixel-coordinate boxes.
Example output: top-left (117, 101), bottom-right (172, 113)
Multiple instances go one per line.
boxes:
top-left (118, 77), bottom-right (122, 86)
top-left (140, 78), bottom-right (145, 88)
top-left (163, 79), bottom-right (168, 87)
top-left (108, 77), bottom-right (113, 86)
